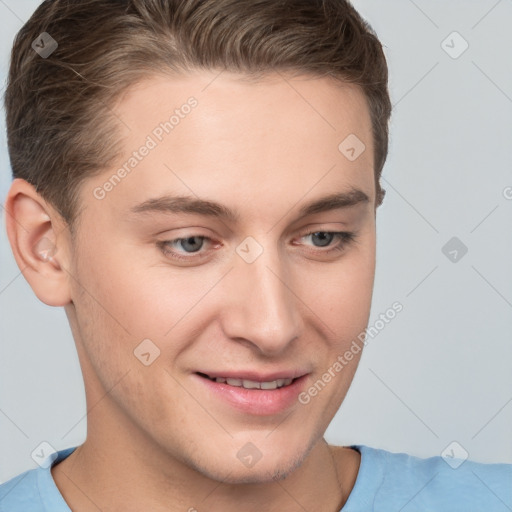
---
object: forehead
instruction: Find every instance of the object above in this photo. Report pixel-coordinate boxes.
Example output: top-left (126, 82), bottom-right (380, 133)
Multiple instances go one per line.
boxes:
top-left (83, 71), bottom-right (375, 223)
top-left (115, 70), bottom-right (372, 148)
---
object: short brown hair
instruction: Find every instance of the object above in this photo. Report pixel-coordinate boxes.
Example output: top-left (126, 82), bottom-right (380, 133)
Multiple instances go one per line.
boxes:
top-left (5, 0), bottom-right (391, 231)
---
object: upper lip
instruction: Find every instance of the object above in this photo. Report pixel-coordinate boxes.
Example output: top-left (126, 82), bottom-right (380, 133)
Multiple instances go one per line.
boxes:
top-left (196, 369), bottom-right (309, 382)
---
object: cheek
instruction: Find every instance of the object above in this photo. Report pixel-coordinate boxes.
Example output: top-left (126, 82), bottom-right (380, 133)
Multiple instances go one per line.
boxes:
top-left (300, 240), bottom-right (375, 331)
top-left (74, 241), bottom-right (191, 339)
top-left (69, 254), bottom-right (185, 423)
top-left (67, 241), bottom-right (153, 384)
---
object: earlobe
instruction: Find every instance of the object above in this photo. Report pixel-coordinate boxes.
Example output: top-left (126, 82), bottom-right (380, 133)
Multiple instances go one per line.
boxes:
top-left (4, 178), bottom-right (73, 307)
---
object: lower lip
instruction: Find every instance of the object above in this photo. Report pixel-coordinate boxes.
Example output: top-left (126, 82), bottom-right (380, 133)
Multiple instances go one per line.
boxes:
top-left (192, 373), bottom-right (309, 416)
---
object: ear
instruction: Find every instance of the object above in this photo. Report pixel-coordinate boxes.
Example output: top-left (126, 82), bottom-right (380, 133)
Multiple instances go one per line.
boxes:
top-left (4, 178), bottom-right (73, 307)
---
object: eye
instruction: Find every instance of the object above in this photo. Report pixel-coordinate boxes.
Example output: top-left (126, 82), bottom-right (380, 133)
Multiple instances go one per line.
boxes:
top-left (158, 235), bottom-right (214, 261)
top-left (298, 231), bottom-right (357, 255)
top-left (158, 230), bottom-right (357, 263)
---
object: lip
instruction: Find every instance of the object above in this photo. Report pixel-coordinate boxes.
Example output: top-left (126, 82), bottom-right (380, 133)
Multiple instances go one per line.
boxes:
top-left (196, 369), bottom-right (308, 382)
top-left (191, 372), bottom-right (310, 416)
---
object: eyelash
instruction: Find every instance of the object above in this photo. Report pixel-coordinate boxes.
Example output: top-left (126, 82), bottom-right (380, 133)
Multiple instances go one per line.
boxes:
top-left (158, 231), bottom-right (357, 262)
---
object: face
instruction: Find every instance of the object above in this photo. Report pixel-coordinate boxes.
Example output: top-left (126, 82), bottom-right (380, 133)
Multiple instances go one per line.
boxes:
top-left (65, 71), bottom-right (376, 483)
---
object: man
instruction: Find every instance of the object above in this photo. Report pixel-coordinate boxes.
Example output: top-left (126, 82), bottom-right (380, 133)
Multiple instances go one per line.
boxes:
top-left (1, 1), bottom-right (511, 510)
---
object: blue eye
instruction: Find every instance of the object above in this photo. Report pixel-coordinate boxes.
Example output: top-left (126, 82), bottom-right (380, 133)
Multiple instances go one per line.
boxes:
top-left (173, 236), bottom-right (205, 253)
top-left (158, 235), bottom-right (212, 261)
top-left (158, 231), bottom-right (357, 262)
top-left (302, 231), bottom-right (351, 248)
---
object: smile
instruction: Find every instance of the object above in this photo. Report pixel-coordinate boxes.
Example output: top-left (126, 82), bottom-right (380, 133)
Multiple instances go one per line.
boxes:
top-left (197, 372), bottom-right (295, 390)
top-left (193, 372), bottom-right (309, 415)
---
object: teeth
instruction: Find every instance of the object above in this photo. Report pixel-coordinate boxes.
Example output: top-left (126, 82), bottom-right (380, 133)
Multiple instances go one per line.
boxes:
top-left (242, 379), bottom-right (261, 389)
top-left (215, 377), bottom-right (293, 389)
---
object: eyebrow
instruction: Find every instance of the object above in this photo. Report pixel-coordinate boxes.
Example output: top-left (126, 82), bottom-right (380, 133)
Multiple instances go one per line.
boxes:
top-left (128, 188), bottom-right (369, 223)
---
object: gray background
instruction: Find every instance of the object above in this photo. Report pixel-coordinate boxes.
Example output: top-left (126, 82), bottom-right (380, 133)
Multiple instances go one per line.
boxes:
top-left (1, 0), bottom-right (511, 483)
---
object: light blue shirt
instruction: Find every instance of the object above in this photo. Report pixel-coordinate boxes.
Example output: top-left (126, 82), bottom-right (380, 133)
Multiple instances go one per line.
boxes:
top-left (1, 444), bottom-right (511, 511)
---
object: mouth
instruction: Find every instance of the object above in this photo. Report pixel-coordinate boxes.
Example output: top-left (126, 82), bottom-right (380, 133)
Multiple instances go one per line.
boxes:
top-left (196, 372), bottom-right (297, 390)
top-left (192, 371), bottom-right (310, 415)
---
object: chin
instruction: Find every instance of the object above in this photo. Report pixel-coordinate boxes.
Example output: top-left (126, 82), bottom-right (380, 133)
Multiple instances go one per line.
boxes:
top-left (201, 460), bottom-right (304, 485)
top-left (187, 446), bottom-right (308, 485)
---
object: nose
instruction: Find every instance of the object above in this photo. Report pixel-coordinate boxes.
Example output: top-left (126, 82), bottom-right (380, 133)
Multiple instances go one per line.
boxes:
top-left (220, 242), bottom-right (302, 356)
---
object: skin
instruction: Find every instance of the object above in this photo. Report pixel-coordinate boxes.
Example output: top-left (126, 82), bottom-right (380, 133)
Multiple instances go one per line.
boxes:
top-left (5, 70), bottom-right (378, 511)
